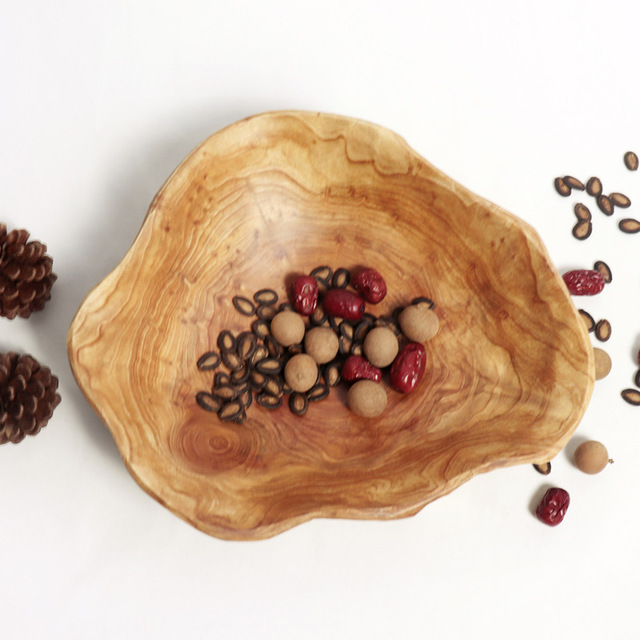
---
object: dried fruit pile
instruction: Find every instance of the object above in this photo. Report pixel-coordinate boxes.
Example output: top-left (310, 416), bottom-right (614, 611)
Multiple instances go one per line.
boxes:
top-left (195, 266), bottom-right (439, 424)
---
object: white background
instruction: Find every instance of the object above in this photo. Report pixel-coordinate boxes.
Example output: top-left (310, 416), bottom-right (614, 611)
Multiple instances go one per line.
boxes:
top-left (2, 1), bottom-right (640, 638)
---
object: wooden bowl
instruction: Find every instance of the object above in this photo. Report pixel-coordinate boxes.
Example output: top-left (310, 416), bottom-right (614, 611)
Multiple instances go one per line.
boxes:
top-left (67, 111), bottom-right (594, 540)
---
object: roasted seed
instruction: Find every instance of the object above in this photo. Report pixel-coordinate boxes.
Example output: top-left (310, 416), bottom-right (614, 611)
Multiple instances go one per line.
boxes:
top-left (376, 316), bottom-right (401, 336)
top-left (310, 265), bottom-right (333, 285)
top-left (256, 392), bottom-right (283, 409)
top-left (624, 151), bottom-right (639, 171)
top-left (635, 369), bottom-right (640, 388)
top-left (350, 342), bottom-right (364, 356)
top-left (338, 333), bottom-right (353, 355)
top-left (249, 370), bottom-right (267, 391)
top-left (595, 319), bottom-right (612, 342)
top-left (572, 219), bottom-right (592, 240)
top-left (287, 342), bottom-right (304, 356)
top-left (214, 371), bottom-right (231, 387)
top-left (554, 177), bottom-right (571, 196)
top-left (255, 357), bottom-right (283, 375)
top-left (253, 288), bottom-right (279, 306)
top-left (256, 304), bottom-right (277, 321)
top-left (332, 267), bottom-right (351, 289)
top-left (288, 392), bottom-right (308, 416)
top-left (232, 295), bottom-right (256, 316)
top-left (354, 320), bottom-right (372, 343)
top-left (196, 391), bottom-right (223, 413)
top-left (621, 388), bottom-right (640, 405)
top-left (322, 361), bottom-right (341, 387)
top-left (328, 315), bottom-right (346, 332)
top-left (197, 351), bottom-right (221, 371)
top-left (218, 399), bottom-right (245, 422)
top-left (237, 332), bottom-right (257, 361)
top-left (587, 176), bottom-right (603, 197)
top-left (339, 322), bottom-right (355, 341)
top-left (306, 383), bottom-right (330, 402)
top-left (217, 330), bottom-right (237, 353)
top-left (596, 194), bottom-right (614, 216)
top-left (278, 302), bottom-right (294, 312)
top-left (230, 366), bottom-right (250, 385)
top-left (310, 305), bottom-right (328, 326)
top-left (212, 383), bottom-right (239, 401)
top-left (221, 350), bottom-right (243, 372)
top-left (619, 218), bottom-right (640, 234)
top-left (411, 296), bottom-right (436, 310)
top-left (249, 344), bottom-right (269, 367)
top-left (238, 386), bottom-right (253, 409)
top-left (593, 260), bottom-right (612, 283)
top-left (574, 203), bottom-right (592, 221)
top-left (564, 176), bottom-right (585, 190)
top-left (251, 319), bottom-right (271, 339)
top-left (263, 375), bottom-right (284, 398)
top-left (578, 309), bottom-right (596, 332)
top-left (610, 192), bottom-right (631, 208)
top-left (264, 335), bottom-right (283, 358)
top-left (533, 462), bottom-right (552, 475)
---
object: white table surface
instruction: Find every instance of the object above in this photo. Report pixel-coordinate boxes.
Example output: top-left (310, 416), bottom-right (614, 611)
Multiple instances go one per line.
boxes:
top-left (2, 1), bottom-right (639, 638)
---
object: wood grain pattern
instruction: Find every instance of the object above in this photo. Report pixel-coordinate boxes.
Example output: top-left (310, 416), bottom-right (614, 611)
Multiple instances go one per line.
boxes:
top-left (67, 111), bottom-right (594, 540)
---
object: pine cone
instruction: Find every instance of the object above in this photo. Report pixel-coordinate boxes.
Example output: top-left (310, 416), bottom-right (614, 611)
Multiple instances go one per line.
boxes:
top-left (0, 352), bottom-right (61, 445)
top-left (0, 224), bottom-right (57, 319)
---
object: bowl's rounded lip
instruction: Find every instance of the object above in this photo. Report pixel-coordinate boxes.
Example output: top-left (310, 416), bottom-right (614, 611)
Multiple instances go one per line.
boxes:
top-left (67, 110), bottom-right (595, 540)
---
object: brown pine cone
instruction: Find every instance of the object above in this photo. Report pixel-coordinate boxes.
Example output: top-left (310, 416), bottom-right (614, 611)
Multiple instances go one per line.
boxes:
top-left (0, 352), bottom-right (61, 445)
top-left (0, 224), bottom-right (57, 319)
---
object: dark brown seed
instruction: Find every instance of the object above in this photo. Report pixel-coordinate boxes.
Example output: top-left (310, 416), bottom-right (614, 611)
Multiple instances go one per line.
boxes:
top-left (237, 332), bottom-right (257, 361)
top-left (610, 192), bottom-right (631, 208)
top-left (554, 177), bottom-right (571, 196)
top-left (306, 383), bottom-right (330, 402)
top-left (282, 380), bottom-right (293, 395)
top-left (564, 176), bottom-right (585, 190)
top-left (278, 302), bottom-right (294, 312)
top-left (332, 268), bottom-right (351, 289)
top-left (221, 351), bottom-right (243, 372)
top-left (249, 370), bottom-right (267, 391)
top-left (578, 309), bottom-right (596, 332)
top-left (287, 343), bottom-right (304, 356)
top-left (251, 319), bottom-right (271, 339)
top-left (217, 330), bottom-right (237, 353)
top-left (339, 322), bottom-right (355, 340)
top-left (350, 343), bottom-right (364, 356)
top-left (533, 462), bottom-right (552, 475)
top-left (572, 220), bottom-right (592, 240)
top-left (196, 391), bottom-right (223, 413)
top-left (255, 357), bottom-right (283, 375)
top-left (354, 320), bottom-right (372, 343)
top-left (310, 265), bottom-right (333, 284)
top-left (232, 295), bottom-right (256, 316)
top-left (289, 392), bottom-right (308, 416)
top-left (376, 316), bottom-right (401, 336)
top-left (411, 297), bottom-right (436, 309)
top-left (595, 319), bottom-right (612, 342)
top-left (218, 399), bottom-right (245, 422)
top-left (214, 371), bottom-right (231, 387)
top-left (197, 351), bottom-right (221, 371)
top-left (249, 344), bottom-right (269, 366)
top-left (587, 177), bottom-right (603, 197)
top-left (310, 305), bottom-right (328, 326)
top-left (256, 392), bottom-right (283, 409)
top-left (624, 151), bottom-right (639, 171)
top-left (212, 383), bottom-right (239, 401)
top-left (621, 388), bottom-right (640, 405)
top-left (619, 218), bottom-right (640, 234)
top-left (264, 335), bottom-right (283, 358)
top-left (329, 315), bottom-right (346, 332)
top-left (253, 289), bottom-right (279, 306)
top-left (238, 386), bottom-right (253, 409)
top-left (322, 361), bottom-right (341, 387)
top-left (596, 194), bottom-right (614, 216)
top-left (574, 203), bottom-right (592, 221)
top-left (338, 333), bottom-right (353, 355)
top-left (230, 366), bottom-right (250, 385)
top-left (593, 260), bottom-right (612, 283)
top-left (635, 369), bottom-right (640, 388)
top-left (256, 304), bottom-right (277, 321)
top-left (263, 375), bottom-right (283, 398)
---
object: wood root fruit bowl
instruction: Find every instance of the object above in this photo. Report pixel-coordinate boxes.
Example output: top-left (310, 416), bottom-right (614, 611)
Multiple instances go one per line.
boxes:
top-left (67, 111), bottom-right (594, 540)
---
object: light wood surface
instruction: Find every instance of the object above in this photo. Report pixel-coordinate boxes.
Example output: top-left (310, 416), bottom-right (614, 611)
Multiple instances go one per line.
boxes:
top-left (67, 111), bottom-right (594, 540)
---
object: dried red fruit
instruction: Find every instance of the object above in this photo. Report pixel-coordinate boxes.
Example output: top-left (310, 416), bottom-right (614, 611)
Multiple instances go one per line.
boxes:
top-left (341, 354), bottom-right (382, 383)
top-left (562, 269), bottom-right (605, 296)
top-left (535, 487), bottom-right (570, 526)
top-left (352, 268), bottom-right (387, 304)
top-left (322, 289), bottom-right (365, 322)
top-left (389, 342), bottom-right (426, 393)
top-left (289, 275), bottom-right (318, 316)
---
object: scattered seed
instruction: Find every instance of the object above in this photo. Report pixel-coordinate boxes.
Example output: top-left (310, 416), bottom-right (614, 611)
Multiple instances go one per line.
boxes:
top-left (212, 383), bottom-right (239, 402)
top-left (249, 370), bottom-right (267, 391)
top-left (593, 347), bottom-right (612, 380)
top-left (596, 194), bottom-right (614, 216)
top-left (253, 288), bottom-right (279, 306)
top-left (595, 319), bottom-right (612, 342)
top-left (619, 218), bottom-right (640, 234)
top-left (593, 260), bottom-right (612, 283)
top-left (249, 344), bottom-right (269, 367)
top-left (278, 302), bottom-right (294, 312)
top-left (350, 342), bottom-right (364, 356)
top-left (573, 203), bottom-right (592, 221)
top-left (310, 265), bottom-right (333, 285)
top-left (411, 296), bottom-right (436, 309)
top-left (237, 332), bottom-right (257, 361)
top-left (263, 375), bottom-right (283, 398)
top-left (624, 151), bottom-right (639, 171)
top-left (256, 392), bottom-right (283, 409)
top-left (354, 320), bottom-right (372, 343)
top-left (256, 304), bottom-right (277, 321)
top-left (196, 391), bottom-right (223, 413)
top-left (338, 333), bottom-right (353, 355)
top-left (610, 192), bottom-right (631, 208)
top-left (251, 319), bottom-right (271, 339)
top-left (217, 330), bottom-right (237, 353)
top-left (554, 177), bottom-right (571, 196)
top-left (564, 176), bottom-right (585, 190)
top-left (578, 309), bottom-right (596, 332)
top-left (214, 371), bottom-right (231, 387)
top-left (572, 219), bottom-right (592, 240)
top-left (306, 383), bottom-right (330, 402)
top-left (287, 343), bottom-right (304, 356)
top-left (332, 268), bottom-right (351, 289)
top-left (289, 392), bottom-right (309, 416)
top-left (264, 335), bottom-right (283, 358)
top-left (339, 322), bottom-right (355, 341)
top-left (587, 176), bottom-right (603, 197)
top-left (218, 399), bottom-right (245, 422)
top-left (238, 386), bottom-right (253, 409)
top-left (621, 388), bottom-right (640, 405)
top-left (533, 462), bottom-right (552, 475)
top-left (232, 295), bottom-right (256, 316)
top-left (255, 357), bottom-right (283, 375)
top-left (221, 350), bottom-right (243, 372)
top-left (322, 361), bottom-right (341, 387)
top-left (230, 366), bottom-right (250, 386)
top-left (329, 315), bottom-right (346, 332)
top-left (197, 351), bottom-right (221, 371)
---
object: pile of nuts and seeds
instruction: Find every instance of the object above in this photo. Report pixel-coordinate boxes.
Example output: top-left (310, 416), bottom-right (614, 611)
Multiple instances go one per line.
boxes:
top-left (195, 266), bottom-right (439, 424)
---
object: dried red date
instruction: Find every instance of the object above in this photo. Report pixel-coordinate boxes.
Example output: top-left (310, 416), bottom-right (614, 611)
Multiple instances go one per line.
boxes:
top-left (290, 275), bottom-right (318, 316)
top-left (322, 289), bottom-right (365, 321)
top-left (562, 269), bottom-right (605, 296)
top-left (341, 354), bottom-right (382, 383)
top-left (352, 268), bottom-right (387, 304)
top-left (535, 487), bottom-right (570, 526)
top-left (389, 342), bottom-right (426, 393)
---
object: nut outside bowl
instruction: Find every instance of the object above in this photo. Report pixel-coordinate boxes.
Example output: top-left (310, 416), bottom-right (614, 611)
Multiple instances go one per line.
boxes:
top-left (67, 111), bottom-right (594, 540)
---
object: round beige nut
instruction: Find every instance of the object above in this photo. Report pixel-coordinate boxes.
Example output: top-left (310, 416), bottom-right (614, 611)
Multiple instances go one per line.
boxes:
top-left (304, 326), bottom-right (339, 364)
top-left (284, 353), bottom-right (318, 392)
top-left (347, 380), bottom-right (387, 417)
top-left (363, 326), bottom-right (399, 368)
top-left (574, 440), bottom-right (611, 474)
top-left (270, 310), bottom-right (306, 347)
top-left (593, 347), bottom-right (612, 380)
top-left (398, 305), bottom-right (439, 342)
